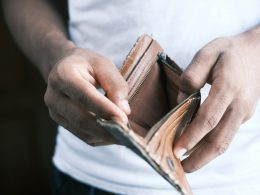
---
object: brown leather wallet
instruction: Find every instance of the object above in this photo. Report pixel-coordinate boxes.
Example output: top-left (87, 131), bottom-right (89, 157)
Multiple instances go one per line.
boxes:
top-left (97, 34), bottom-right (200, 195)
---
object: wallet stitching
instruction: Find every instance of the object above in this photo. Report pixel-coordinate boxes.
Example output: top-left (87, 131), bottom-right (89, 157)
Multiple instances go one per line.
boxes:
top-left (121, 36), bottom-right (144, 74)
top-left (129, 58), bottom-right (156, 96)
top-left (128, 46), bottom-right (160, 100)
top-left (121, 35), bottom-right (153, 78)
top-left (125, 40), bottom-right (153, 81)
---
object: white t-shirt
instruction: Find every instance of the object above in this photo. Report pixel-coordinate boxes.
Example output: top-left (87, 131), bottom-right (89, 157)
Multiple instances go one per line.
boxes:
top-left (53, 1), bottom-right (260, 195)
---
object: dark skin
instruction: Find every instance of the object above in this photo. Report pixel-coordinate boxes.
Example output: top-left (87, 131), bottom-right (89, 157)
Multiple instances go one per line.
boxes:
top-left (3, 0), bottom-right (260, 172)
top-left (174, 29), bottom-right (260, 172)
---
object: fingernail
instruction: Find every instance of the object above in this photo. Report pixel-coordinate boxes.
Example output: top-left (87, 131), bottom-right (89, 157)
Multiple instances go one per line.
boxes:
top-left (177, 91), bottom-right (188, 103)
top-left (176, 148), bottom-right (187, 159)
top-left (119, 99), bottom-right (131, 115)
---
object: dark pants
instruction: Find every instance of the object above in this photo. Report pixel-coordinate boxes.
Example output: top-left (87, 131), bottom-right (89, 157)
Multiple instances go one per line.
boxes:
top-left (52, 166), bottom-right (117, 195)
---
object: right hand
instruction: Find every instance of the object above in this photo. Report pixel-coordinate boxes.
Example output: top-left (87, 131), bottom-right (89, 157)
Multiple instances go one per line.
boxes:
top-left (44, 47), bottom-right (131, 146)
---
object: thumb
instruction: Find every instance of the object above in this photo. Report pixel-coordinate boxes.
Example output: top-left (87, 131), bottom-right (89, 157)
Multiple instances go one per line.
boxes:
top-left (178, 46), bottom-right (220, 103)
top-left (94, 58), bottom-right (131, 115)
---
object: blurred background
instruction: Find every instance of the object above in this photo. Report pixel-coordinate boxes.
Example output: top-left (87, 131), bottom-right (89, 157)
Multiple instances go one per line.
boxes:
top-left (0, 1), bottom-right (67, 195)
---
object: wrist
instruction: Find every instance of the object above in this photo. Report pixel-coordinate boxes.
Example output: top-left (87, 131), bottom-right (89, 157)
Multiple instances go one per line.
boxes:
top-left (40, 32), bottom-right (76, 82)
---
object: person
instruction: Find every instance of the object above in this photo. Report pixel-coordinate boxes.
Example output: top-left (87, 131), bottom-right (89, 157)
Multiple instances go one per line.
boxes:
top-left (2, 0), bottom-right (260, 194)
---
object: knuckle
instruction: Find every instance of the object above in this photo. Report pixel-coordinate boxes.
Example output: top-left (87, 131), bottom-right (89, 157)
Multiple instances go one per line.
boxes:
top-left (218, 94), bottom-right (230, 106)
top-left (44, 89), bottom-right (53, 108)
top-left (224, 37), bottom-right (235, 49)
top-left (76, 90), bottom-right (90, 106)
top-left (244, 107), bottom-right (255, 122)
top-left (48, 63), bottom-right (76, 92)
top-left (48, 71), bottom-right (60, 88)
top-left (105, 76), bottom-right (129, 101)
top-left (213, 79), bottom-right (233, 93)
top-left (214, 142), bottom-right (229, 156)
top-left (105, 58), bottom-right (115, 66)
top-left (211, 36), bottom-right (234, 51)
top-left (232, 97), bottom-right (254, 122)
top-left (207, 138), bottom-right (230, 156)
top-left (224, 80), bottom-right (238, 93)
top-left (101, 57), bottom-right (114, 66)
top-left (203, 114), bottom-right (218, 130)
top-left (214, 93), bottom-right (231, 109)
top-left (194, 49), bottom-right (209, 63)
top-left (109, 81), bottom-right (129, 97)
top-left (96, 56), bottom-right (114, 67)
top-left (109, 77), bottom-right (128, 89)
top-left (239, 98), bottom-right (251, 113)
top-left (211, 37), bottom-right (224, 43)
top-left (212, 36), bottom-right (230, 46)
top-left (233, 102), bottom-right (246, 117)
top-left (234, 98), bottom-right (250, 115)
top-left (44, 92), bottom-right (50, 107)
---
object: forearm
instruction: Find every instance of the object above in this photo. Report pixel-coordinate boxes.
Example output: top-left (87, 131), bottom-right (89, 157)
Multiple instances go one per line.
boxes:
top-left (2, 0), bottom-right (75, 81)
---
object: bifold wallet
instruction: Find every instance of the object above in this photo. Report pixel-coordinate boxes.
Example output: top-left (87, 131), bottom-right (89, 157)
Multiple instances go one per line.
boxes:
top-left (97, 34), bottom-right (201, 195)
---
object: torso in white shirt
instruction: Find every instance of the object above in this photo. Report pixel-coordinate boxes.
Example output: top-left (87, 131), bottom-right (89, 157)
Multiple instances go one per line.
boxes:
top-left (53, 1), bottom-right (260, 194)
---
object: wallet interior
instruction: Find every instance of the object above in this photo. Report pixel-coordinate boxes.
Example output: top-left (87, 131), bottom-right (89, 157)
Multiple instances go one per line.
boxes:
top-left (98, 35), bottom-right (200, 195)
top-left (121, 35), bottom-right (195, 138)
top-left (127, 52), bottom-right (182, 137)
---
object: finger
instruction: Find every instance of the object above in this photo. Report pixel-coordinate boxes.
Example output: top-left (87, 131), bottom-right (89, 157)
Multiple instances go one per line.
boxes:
top-left (45, 86), bottom-right (118, 143)
top-left (94, 59), bottom-right (131, 115)
top-left (50, 67), bottom-right (129, 124)
top-left (49, 109), bottom-right (98, 143)
top-left (178, 38), bottom-right (223, 102)
top-left (174, 81), bottom-right (233, 158)
top-left (49, 110), bottom-right (114, 146)
top-left (181, 104), bottom-right (243, 172)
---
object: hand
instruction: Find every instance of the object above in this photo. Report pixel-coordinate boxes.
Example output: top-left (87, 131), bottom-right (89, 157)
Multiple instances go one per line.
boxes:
top-left (174, 26), bottom-right (260, 172)
top-left (44, 47), bottom-right (131, 146)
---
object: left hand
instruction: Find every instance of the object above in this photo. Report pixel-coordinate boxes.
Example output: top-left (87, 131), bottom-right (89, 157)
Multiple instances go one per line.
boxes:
top-left (174, 25), bottom-right (260, 172)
